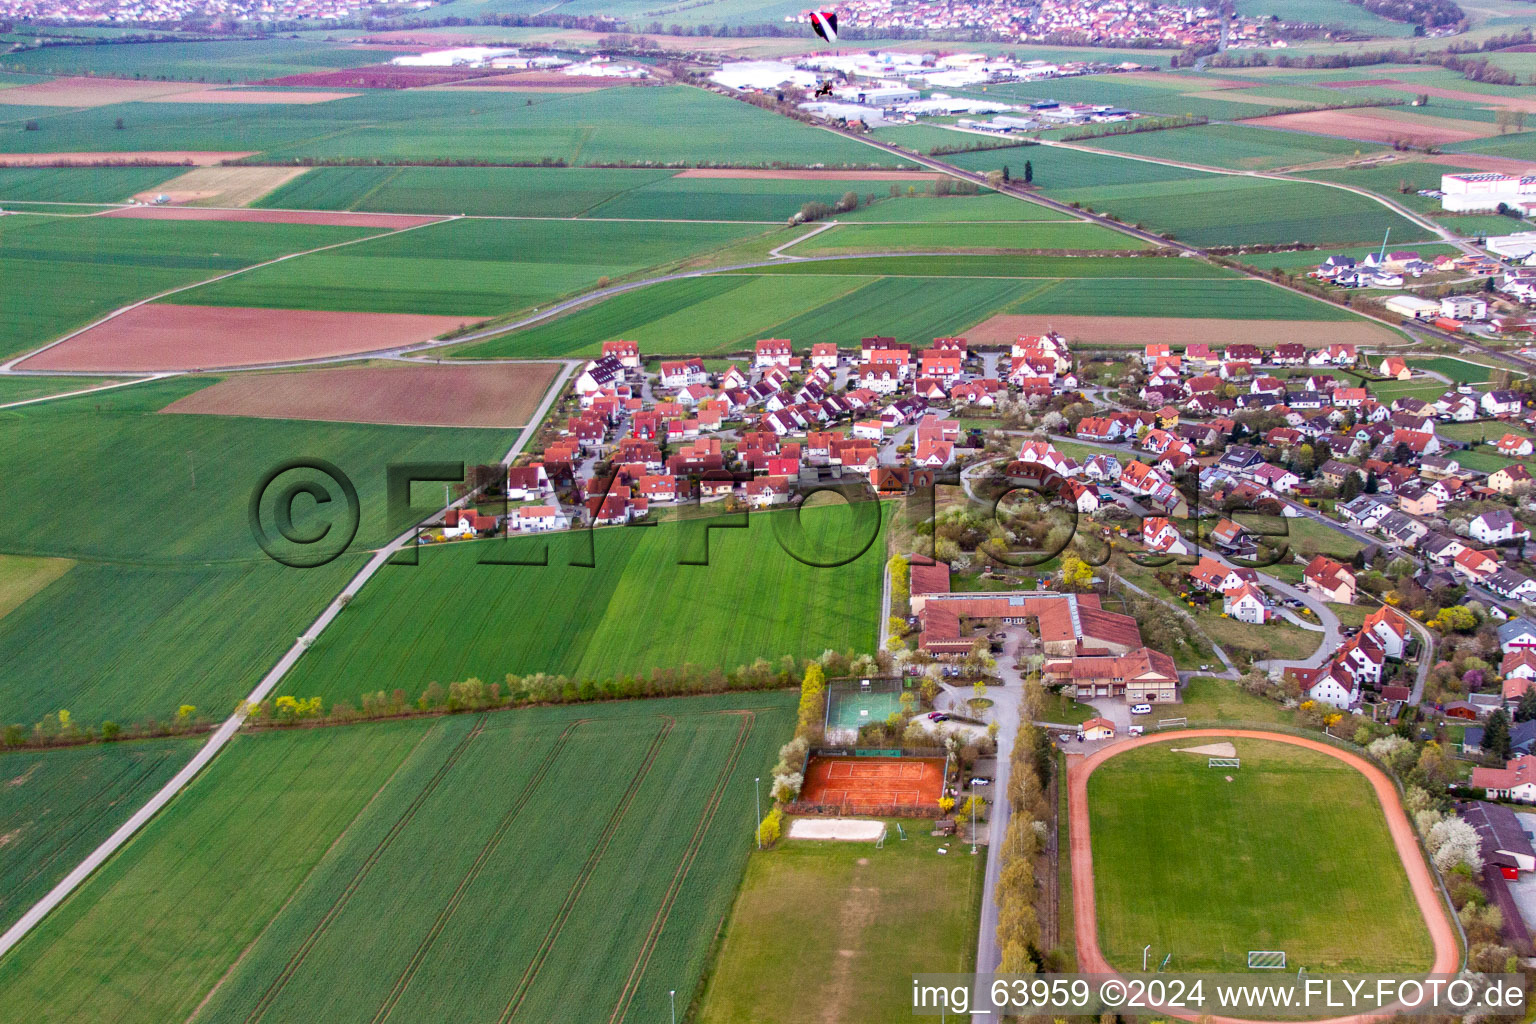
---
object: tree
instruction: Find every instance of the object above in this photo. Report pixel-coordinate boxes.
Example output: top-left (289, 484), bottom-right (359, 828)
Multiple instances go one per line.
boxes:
top-left (113, 117), bottom-right (125, 130)
top-left (1023, 160), bottom-right (1033, 184)
top-left (797, 662), bottom-right (826, 735)
top-left (757, 808), bottom-right (783, 846)
top-left (1486, 708), bottom-right (1513, 761)
top-left (1059, 551), bottom-right (1093, 592)
top-left (1428, 817), bottom-right (1484, 872)
top-left (1515, 687), bottom-right (1536, 722)
top-left (974, 679), bottom-right (988, 702)
top-left (1001, 164), bottom-right (1010, 182)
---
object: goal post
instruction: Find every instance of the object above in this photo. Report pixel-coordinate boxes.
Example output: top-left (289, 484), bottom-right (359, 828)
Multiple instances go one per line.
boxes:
top-left (1248, 951), bottom-right (1286, 969)
top-left (1209, 757), bottom-right (1241, 768)
top-left (1156, 717), bottom-right (1188, 730)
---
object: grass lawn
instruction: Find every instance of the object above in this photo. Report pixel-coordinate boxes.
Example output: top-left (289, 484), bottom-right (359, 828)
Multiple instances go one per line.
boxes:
top-left (1409, 356), bottom-right (1501, 384)
top-left (0, 553), bottom-right (72, 623)
top-left (1283, 515), bottom-right (1365, 560)
top-left (1088, 738), bottom-right (1435, 972)
top-left (0, 738), bottom-right (196, 932)
top-left (696, 816), bottom-right (983, 1024)
top-left (1175, 676), bottom-right (1293, 726)
top-left (1195, 609), bottom-right (1322, 667)
top-left (1038, 688), bottom-right (1097, 725)
top-left (1329, 602), bottom-right (1371, 629)
top-left (0, 695), bottom-right (796, 1024)
top-left (282, 503), bottom-right (886, 707)
top-left (1454, 447), bottom-right (1523, 473)
top-left (1437, 420), bottom-right (1530, 443)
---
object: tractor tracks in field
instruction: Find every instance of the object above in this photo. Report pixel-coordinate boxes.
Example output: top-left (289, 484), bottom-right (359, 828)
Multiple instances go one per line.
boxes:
top-left (368, 718), bottom-right (587, 1024)
top-left (606, 710), bottom-right (757, 1024)
top-left (498, 716), bottom-right (677, 1024)
top-left (240, 715), bottom-right (489, 1024)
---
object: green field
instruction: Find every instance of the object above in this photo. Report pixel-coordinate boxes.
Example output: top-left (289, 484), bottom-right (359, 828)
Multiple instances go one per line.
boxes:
top-left (0, 374), bottom-right (123, 404)
top-left (1081, 122), bottom-right (1386, 170)
top-left (838, 190), bottom-right (1071, 222)
top-left (1049, 172), bottom-right (1438, 246)
top-left (460, 255), bottom-right (1344, 358)
top-left (0, 212), bottom-right (385, 358)
top-left (0, 695), bottom-right (795, 1024)
top-left (945, 142), bottom-right (1205, 188)
top-left (283, 503), bottom-right (883, 705)
top-left (0, 166), bottom-right (168, 202)
top-left (0, 89), bottom-right (902, 168)
top-left (697, 818), bottom-right (983, 1023)
top-left (0, 557), bottom-right (364, 724)
top-left (0, 37), bottom-right (384, 81)
top-left (0, 379), bottom-right (517, 722)
top-left (1088, 737), bottom-right (1435, 972)
top-left (0, 378), bottom-right (513, 562)
top-left (171, 216), bottom-right (767, 316)
top-left (0, 553), bottom-right (72, 622)
top-left (253, 165), bottom-right (990, 222)
top-left (0, 738), bottom-right (195, 932)
top-left (787, 219), bottom-right (1147, 253)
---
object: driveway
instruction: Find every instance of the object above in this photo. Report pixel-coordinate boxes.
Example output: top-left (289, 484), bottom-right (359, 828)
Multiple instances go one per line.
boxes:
top-left (1200, 548), bottom-right (1340, 673)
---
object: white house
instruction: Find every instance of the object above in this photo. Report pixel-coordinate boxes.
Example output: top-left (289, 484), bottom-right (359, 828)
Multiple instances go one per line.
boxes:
top-left (575, 355), bottom-right (625, 397)
top-left (512, 506), bottom-right (570, 532)
top-left (1222, 581), bottom-right (1271, 624)
top-left (1471, 509), bottom-right (1531, 545)
top-left (1303, 663), bottom-right (1360, 710)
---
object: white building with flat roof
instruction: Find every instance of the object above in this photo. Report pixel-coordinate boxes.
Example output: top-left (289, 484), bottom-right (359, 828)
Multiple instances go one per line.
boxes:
top-left (1441, 172), bottom-right (1536, 213)
top-left (710, 60), bottom-right (818, 91)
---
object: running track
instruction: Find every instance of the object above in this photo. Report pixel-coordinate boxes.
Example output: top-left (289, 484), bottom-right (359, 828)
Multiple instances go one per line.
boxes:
top-left (1067, 730), bottom-right (1459, 1024)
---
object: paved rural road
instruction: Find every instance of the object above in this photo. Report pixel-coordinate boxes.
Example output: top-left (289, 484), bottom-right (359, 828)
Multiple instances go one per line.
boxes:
top-left (0, 359), bottom-right (578, 962)
top-left (1067, 730), bottom-right (1461, 1023)
top-left (972, 684), bottom-right (1021, 1017)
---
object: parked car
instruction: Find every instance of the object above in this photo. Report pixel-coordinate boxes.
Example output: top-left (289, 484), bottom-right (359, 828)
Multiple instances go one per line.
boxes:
top-left (1129, 725), bottom-right (1145, 737)
top-left (927, 711), bottom-right (947, 721)
top-left (1130, 703), bottom-right (1153, 716)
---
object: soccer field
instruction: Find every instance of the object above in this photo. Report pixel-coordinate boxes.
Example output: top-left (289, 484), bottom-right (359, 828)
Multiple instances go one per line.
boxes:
top-left (1086, 738), bottom-right (1435, 972)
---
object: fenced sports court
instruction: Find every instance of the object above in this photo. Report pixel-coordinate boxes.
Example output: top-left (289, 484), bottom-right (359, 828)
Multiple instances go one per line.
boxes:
top-left (799, 755), bottom-right (945, 812)
top-left (824, 676), bottom-right (915, 737)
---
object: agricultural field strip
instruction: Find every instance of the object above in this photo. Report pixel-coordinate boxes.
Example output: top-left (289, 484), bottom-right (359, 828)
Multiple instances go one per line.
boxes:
top-left (0, 216), bottom-right (455, 372)
top-left (238, 715), bottom-right (494, 1023)
top-left (0, 359), bottom-right (578, 962)
top-left (1033, 139), bottom-right (1468, 247)
top-left (0, 373), bottom-right (170, 409)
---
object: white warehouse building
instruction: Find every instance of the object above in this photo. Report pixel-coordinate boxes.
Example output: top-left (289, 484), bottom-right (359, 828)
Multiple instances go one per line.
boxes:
top-left (1441, 172), bottom-right (1536, 214)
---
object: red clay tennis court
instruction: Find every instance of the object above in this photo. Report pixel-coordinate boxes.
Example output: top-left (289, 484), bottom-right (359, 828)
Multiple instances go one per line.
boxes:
top-left (800, 756), bottom-right (945, 811)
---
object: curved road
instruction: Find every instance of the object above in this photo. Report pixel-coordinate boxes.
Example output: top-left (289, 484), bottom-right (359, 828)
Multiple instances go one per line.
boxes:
top-left (1068, 729), bottom-right (1460, 1023)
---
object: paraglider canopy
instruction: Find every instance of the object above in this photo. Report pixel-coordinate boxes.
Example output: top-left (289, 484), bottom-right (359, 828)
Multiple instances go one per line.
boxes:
top-left (809, 10), bottom-right (838, 42)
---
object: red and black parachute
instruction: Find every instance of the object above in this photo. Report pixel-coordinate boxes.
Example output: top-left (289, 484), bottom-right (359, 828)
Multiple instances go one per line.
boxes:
top-left (809, 10), bottom-right (838, 42)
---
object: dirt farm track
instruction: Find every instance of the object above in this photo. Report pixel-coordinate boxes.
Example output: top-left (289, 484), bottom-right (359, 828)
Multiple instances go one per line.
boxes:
top-left (1068, 730), bottom-right (1459, 1024)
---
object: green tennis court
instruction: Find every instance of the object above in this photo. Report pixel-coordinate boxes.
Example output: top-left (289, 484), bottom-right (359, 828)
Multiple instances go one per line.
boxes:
top-left (825, 677), bottom-right (910, 733)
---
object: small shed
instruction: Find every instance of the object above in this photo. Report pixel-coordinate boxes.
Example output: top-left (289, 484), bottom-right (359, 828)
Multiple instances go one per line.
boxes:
top-left (1081, 717), bottom-right (1116, 741)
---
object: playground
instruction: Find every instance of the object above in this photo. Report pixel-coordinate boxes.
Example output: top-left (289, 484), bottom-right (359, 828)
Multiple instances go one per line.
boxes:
top-left (799, 755), bottom-right (945, 812)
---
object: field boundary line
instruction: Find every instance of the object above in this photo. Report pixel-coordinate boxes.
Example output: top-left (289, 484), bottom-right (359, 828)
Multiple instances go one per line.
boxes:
top-left (184, 722), bottom-right (438, 1024)
top-left (0, 373), bottom-right (176, 409)
top-left (497, 716), bottom-right (677, 1024)
top-left (606, 711), bottom-right (756, 1024)
top-left (370, 719), bottom-right (588, 1024)
top-left (240, 715), bottom-right (488, 1024)
top-left (0, 215), bottom-right (458, 372)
